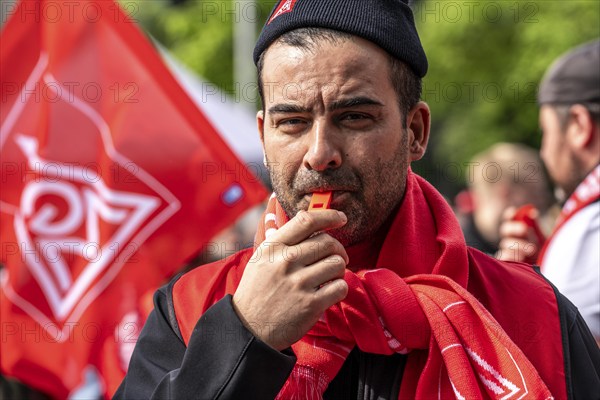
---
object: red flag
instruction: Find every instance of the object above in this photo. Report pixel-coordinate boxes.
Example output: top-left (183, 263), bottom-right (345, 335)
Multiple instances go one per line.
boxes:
top-left (0, 1), bottom-right (267, 397)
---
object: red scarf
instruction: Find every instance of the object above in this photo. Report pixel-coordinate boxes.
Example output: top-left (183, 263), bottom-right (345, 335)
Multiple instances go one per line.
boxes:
top-left (255, 172), bottom-right (551, 399)
top-left (538, 165), bottom-right (600, 266)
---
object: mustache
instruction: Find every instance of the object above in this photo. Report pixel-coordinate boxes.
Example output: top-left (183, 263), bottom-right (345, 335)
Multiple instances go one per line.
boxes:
top-left (292, 169), bottom-right (361, 193)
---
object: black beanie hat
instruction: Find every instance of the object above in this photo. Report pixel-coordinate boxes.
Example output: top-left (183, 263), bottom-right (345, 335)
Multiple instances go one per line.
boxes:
top-left (253, 0), bottom-right (428, 78)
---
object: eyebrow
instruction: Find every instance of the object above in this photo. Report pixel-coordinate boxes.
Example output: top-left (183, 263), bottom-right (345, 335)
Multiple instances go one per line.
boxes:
top-left (268, 96), bottom-right (384, 115)
top-left (328, 97), bottom-right (384, 111)
top-left (268, 104), bottom-right (309, 115)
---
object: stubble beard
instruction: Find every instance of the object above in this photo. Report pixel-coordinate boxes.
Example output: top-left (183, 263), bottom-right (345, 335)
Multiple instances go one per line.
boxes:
top-left (549, 151), bottom-right (588, 203)
top-left (266, 140), bottom-right (409, 247)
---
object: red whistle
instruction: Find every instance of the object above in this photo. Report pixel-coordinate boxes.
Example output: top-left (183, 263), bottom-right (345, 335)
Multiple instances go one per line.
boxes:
top-left (513, 204), bottom-right (546, 245)
top-left (308, 191), bottom-right (332, 211)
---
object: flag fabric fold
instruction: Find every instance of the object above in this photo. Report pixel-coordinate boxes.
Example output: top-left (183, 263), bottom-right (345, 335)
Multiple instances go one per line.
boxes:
top-left (0, 1), bottom-right (267, 397)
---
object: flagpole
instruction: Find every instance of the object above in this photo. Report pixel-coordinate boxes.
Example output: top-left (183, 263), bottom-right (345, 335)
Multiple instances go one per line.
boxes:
top-left (233, 0), bottom-right (257, 108)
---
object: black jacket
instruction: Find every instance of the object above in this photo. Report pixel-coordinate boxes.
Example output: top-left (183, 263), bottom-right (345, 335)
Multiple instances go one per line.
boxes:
top-left (115, 274), bottom-right (600, 400)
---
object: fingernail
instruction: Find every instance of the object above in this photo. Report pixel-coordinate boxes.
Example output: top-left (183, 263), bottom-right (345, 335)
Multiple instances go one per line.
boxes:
top-left (337, 211), bottom-right (347, 222)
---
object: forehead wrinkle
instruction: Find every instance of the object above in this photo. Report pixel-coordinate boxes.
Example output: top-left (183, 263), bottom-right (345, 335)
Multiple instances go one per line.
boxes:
top-left (263, 41), bottom-right (388, 112)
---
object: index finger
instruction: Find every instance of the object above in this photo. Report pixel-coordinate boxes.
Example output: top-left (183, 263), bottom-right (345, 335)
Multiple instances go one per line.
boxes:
top-left (502, 206), bottom-right (517, 221)
top-left (270, 209), bottom-right (347, 246)
top-left (499, 220), bottom-right (528, 239)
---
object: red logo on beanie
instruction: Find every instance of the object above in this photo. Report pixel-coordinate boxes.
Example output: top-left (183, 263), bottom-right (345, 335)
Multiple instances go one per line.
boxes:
top-left (268, 0), bottom-right (298, 24)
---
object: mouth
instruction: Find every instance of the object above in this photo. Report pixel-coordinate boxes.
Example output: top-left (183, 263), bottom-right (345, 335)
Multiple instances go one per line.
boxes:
top-left (302, 190), bottom-right (353, 209)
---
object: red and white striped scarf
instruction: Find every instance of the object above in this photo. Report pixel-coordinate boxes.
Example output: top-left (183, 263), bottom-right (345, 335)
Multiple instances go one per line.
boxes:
top-left (256, 172), bottom-right (552, 399)
top-left (538, 165), bottom-right (600, 266)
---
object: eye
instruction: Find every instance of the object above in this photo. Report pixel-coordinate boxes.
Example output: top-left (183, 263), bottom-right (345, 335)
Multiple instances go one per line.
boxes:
top-left (280, 118), bottom-right (305, 125)
top-left (338, 112), bottom-right (375, 129)
top-left (341, 113), bottom-right (368, 120)
top-left (275, 117), bottom-right (309, 134)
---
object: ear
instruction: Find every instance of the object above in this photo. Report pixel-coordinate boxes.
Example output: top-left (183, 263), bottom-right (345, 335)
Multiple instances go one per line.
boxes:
top-left (566, 104), bottom-right (595, 150)
top-left (257, 110), bottom-right (268, 166)
top-left (257, 110), bottom-right (265, 146)
top-left (406, 101), bottom-right (431, 162)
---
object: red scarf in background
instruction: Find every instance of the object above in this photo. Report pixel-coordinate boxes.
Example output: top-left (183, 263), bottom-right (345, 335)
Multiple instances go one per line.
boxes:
top-left (256, 172), bottom-right (552, 399)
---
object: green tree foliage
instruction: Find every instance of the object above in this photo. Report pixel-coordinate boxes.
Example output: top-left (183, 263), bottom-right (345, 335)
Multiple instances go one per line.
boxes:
top-left (128, 0), bottom-right (274, 93)
top-left (129, 0), bottom-right (599, 194)
top-left (414, 1), bottom-right (599, 192)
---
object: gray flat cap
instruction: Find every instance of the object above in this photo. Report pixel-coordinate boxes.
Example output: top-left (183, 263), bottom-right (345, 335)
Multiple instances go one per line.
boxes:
top-left (538, 40), bottom-right (600, 105)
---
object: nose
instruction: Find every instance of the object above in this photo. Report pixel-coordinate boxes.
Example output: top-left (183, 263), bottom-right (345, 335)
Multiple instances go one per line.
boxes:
top-left (302, 119), bottom-right (343, 171)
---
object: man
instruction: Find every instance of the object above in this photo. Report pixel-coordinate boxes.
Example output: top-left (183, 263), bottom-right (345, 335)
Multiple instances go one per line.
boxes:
top-left (459, 143), bottom-right (556, 255)
top-left (498, 41), bottom-right (600, 342)
top-left (116, 1), bottom-right (600, 398)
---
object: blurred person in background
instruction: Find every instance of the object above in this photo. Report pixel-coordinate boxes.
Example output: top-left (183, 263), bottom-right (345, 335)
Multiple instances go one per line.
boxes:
top-left (498, 40), bottom-right (600, 343)
top-left (457, 142), bottom-right (557, 255)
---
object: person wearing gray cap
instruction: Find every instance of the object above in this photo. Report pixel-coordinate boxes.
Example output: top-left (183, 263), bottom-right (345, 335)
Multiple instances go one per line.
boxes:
top-left (116, 2), bottom-right (599, 399)
top-left (498, 40), bottom-right (600, 344)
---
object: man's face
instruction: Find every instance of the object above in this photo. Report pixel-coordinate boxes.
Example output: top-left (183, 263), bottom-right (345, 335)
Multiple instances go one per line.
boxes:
top-left (539, 105), bottom-right (582, 198)
top-left (257, 36), bottom-right (416, 246)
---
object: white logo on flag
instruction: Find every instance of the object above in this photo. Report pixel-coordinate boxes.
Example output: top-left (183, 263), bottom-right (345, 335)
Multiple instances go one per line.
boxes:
top-left (0, 53), bottom-right (181, 337)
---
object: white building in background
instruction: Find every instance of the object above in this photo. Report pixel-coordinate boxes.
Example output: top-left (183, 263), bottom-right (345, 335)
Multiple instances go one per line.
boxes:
top-left (158, 43), bottom-right (265, 167)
